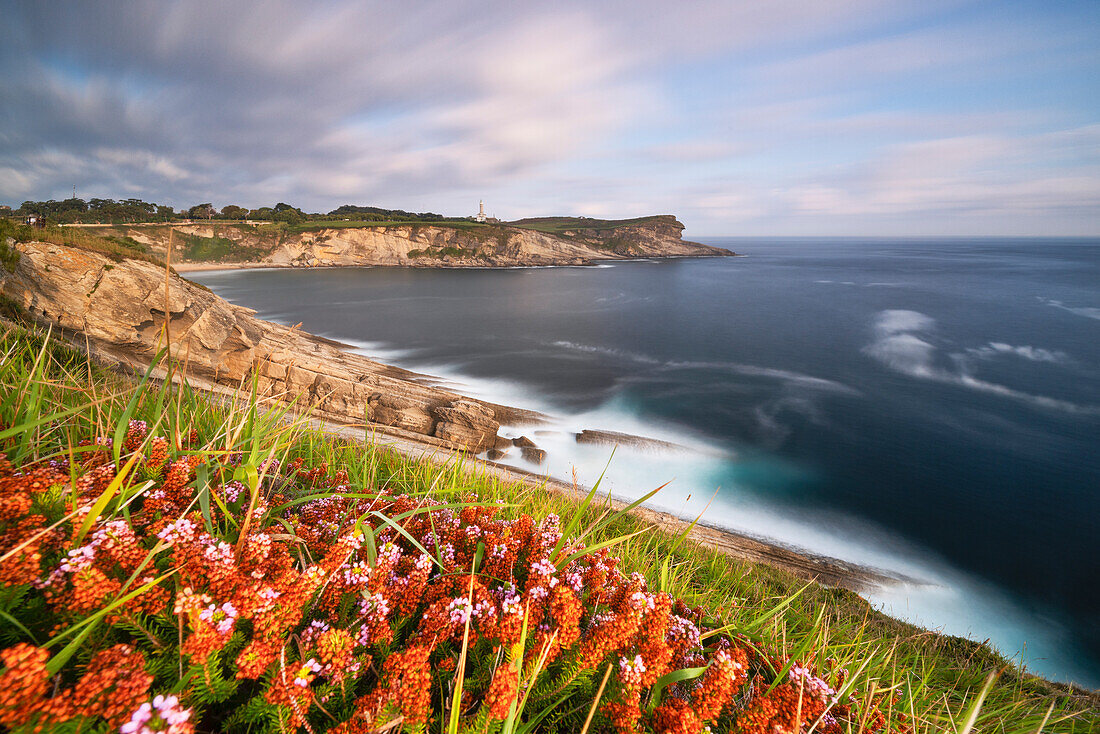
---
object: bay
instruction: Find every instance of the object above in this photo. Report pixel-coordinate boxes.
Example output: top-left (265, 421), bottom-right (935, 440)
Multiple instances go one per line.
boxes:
top-left (191, 236), bottom-right (1100, 687)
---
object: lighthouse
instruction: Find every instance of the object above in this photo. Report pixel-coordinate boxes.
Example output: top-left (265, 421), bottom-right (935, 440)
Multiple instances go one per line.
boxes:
top-left (475, 200), bottom-right (487, 223)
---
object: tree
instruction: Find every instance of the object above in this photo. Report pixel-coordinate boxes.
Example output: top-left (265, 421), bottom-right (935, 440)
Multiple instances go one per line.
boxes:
top-left (187, 203), bottom-right (214, 220)
top-left (220, 205), bottom-right (248, 220)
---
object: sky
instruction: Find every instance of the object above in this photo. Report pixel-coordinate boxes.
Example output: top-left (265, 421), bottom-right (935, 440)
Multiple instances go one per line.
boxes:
top-left (1, 0), bottom-right (1098, 236)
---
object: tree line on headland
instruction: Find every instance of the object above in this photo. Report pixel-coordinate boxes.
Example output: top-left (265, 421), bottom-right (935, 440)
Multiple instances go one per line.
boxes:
top-left (2, 198), bottom-right (455, 225)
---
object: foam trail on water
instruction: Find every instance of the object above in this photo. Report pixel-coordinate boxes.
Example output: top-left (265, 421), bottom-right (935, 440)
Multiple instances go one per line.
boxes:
top-left (864, 310), bottom-right (1099, 414)
top-left (343, 350), bottom-right (1099, 687)
top-left (188, 272), bottom-right (1100, 688)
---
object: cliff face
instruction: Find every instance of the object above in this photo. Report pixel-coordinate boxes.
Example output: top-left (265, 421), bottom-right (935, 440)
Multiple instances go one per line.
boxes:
top-left (0, 241), bottom-right (534, 452)
top-left (110, 215), bottom-right (731, 268)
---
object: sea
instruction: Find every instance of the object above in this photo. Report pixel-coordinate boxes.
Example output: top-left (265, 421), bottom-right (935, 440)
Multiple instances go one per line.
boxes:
top-left (190, 237), bottom-right (1100, 688)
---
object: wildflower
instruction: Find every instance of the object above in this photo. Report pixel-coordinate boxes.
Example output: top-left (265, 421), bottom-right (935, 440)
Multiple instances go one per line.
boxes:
top-left (156, 518), bottom-right (197, 546)
top-left (120, 694), bottom-right (193, 734)
top-left (619, 654), bottom-right (647, 688)
top-left (448, 596), bottom-right (473, 624)
top-left (146, 436), bottom-right (169, 471)
top-left (482, 666), bottom-right (519, 720)
top-left (199, 601), bottom-right (238, 634)
top-left (0, 644), bottom-right (51, 727)
top-left (124, 420), bottom-right (148, 453)
top-left (70, 644), bottom-right (154, 727)
top-left (315, 629), bottom-right (356, 682)
top-left (294, 658), bottom-right (322, 687)
top-left (220, 480), bottom-right (245, 503)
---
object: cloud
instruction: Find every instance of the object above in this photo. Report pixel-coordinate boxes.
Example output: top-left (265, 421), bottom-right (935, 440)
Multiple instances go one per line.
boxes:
top-left (1, 1), bottom-right (658, 208)
top-left (0, 0), bottom-right (1096, 234)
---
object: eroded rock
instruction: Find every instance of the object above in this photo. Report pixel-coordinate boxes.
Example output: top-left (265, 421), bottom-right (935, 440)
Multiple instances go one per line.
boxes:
top-left (0, 241), bottom-right (512, 453)
top-left (433, 399), bottom-right (500, 453)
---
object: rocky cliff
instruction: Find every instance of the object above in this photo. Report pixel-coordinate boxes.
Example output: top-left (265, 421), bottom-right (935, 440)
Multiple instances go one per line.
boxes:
top-left (107, 215), bottom-right (731, 269)
top-left (0, 241), bottom-right (541, 452)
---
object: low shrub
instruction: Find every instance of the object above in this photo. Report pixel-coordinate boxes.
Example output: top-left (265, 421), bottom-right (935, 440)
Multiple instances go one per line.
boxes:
top-left (0, 328), bottom-right (1093, 732)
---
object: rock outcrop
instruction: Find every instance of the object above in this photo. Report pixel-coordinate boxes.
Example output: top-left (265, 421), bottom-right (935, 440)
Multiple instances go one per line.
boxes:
top-left (0, 241), bottom-right (517, 452)
top-left (103, 215), bottom-right (732, 269)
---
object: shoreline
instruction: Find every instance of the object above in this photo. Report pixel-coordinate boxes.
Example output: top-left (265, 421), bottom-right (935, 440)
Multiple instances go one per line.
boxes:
top-left (9, 238), bottom-right (1098, 693)
top-left (172, 263), bottom-right (906, 591)
top-left (172, 365), bottom-right (911, 595)
top-left (172, 252), bottom-right (738, 273)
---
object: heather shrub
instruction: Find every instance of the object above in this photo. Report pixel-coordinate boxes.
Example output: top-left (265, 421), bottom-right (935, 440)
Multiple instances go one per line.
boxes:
top-left (0, 327), bottom-right (1093, 732)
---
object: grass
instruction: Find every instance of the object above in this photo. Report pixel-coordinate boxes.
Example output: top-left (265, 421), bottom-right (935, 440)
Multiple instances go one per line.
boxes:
top-left (0, 321), bottom-right (1095, 732)
top-left (92, 221), bottom-right (507, 261)
top-left (407, 246), bottom-right (481, 260)
top-left (7, 224), bottom-right (168, 268)
top-left (285, 220), bottom-right (494, 234)
top-left (172, 231), bottom-right (274, 263)
top-left (508, 216), bottom-right (673, 235)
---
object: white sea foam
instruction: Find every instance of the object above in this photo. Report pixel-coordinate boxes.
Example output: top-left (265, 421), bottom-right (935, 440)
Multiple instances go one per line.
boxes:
top-left (1038, 297), bottom-right (1100, 321)
top-left (551, 341), bottom-right (858, 394)
top-left (966, 342), bottom-right (1071, 364)
top-left (873, 309), bottom-right (936, 335)
top-left (863, 310), bottom-right (1097, 414)
top-left (189, 260), bottom-right (1100, 688)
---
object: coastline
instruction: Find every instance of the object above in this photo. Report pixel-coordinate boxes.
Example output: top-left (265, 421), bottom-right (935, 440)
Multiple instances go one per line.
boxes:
top-left (172, 252), bottom-right (738, 273)
top-left (176, 356), bottom-right (910, 595)
top-left (7, 237), bottom-right (1100, 694)
top-left (168, 256), bottom-right (903, 591)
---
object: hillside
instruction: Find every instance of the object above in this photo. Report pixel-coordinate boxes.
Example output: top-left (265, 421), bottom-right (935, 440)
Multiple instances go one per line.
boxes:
top-left (0, 243), bottom-right (1096, 731)
top-left (75, 215), bottom-right (731, 269)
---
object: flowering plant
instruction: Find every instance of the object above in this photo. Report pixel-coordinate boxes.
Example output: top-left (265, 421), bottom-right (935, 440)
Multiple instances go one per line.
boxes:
top-left (0, 414), bottom-right (906, 733)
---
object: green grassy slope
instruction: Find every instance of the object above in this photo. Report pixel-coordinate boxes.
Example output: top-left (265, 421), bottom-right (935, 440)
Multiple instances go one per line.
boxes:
top-left (0, 318), bottom-right (1095, 731)
top-left (508, 216), bottom-right (675, 234)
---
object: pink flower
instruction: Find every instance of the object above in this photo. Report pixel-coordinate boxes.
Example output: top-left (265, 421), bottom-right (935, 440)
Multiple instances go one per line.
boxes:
top-left (120, 694), bottom-right (192, 734)
top-left (294, 658), bottom-right (322, 687)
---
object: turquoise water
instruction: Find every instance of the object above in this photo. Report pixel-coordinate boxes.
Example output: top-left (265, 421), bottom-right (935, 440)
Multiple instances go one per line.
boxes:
top-left (191, 237), bottom-right (1100, 687)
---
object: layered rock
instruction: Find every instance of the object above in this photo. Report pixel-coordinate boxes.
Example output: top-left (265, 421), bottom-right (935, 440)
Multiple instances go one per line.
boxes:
top-left (102, 215), bottom-right (732, 269)
top-left (0, 241), bottom-right (513, 452)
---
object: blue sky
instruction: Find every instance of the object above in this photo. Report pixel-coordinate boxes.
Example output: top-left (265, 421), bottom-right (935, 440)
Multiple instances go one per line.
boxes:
top-left (1, 0), bottom-right (1097, 235)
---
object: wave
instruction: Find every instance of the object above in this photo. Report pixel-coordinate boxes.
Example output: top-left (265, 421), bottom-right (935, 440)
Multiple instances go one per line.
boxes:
top-left (551, 341), bottom-right (857, 394)
top-left (1039, 297), bottom-right (1100, 321)
top-left (863, 310), bottom-right (1098, 414)
top-left (965, 342), bottom-right (1071, 364)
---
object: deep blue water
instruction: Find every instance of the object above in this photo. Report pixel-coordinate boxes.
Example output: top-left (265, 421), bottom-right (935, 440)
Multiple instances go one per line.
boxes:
top-left (191, 237), bottom-right (1100, 687)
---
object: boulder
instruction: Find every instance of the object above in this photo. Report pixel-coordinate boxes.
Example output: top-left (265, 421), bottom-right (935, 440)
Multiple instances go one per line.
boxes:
top-left (433, 399), bottom-right (499, 452)
top-left (512, 435), bottom-right (537, 448)
top-left (367, 393), bottom-right (436, 435)
top-left (520, 446), bottom-right (547, 464)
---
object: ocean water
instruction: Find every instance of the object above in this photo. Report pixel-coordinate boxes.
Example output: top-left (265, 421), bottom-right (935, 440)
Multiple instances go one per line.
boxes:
top-left (190, 237), bottom-right (1100, 687)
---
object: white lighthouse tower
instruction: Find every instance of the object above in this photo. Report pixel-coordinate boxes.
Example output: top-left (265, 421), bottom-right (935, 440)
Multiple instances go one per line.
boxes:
top-left (475, 200), bottom-right (487, 223)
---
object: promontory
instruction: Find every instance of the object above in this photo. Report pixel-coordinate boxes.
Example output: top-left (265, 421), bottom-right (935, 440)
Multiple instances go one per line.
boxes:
top-left (70, 214), bottom-right (732, 270)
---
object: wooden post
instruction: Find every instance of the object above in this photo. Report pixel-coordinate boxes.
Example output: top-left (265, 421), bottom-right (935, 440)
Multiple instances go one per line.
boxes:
top-left (164, 227), bottom-right (173, 363)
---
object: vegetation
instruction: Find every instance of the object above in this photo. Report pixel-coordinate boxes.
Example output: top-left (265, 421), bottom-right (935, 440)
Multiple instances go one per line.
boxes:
top-left (174, 232), bottom-right (269, 263)
top-left (0, 223), bottom-right (167, 268)
top-left (509, 216), bottom-right (671, 235)
top-left (5, 199), bottom-right (466, 227)
top-left (407, 246), bottom-right (480, 260)
top-left (0, 321), bottom-right (1095, 732)
top-left (10, 198), bottom-right (175, 224)
top-left (0, 219), bottom-right (29, 271)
